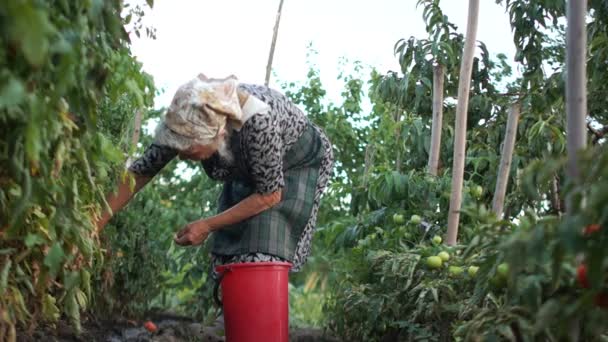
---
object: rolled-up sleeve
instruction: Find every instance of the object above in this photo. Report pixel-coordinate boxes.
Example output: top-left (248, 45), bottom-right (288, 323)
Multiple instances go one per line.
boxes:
top-left (128, 144), bottom-right (177, 177)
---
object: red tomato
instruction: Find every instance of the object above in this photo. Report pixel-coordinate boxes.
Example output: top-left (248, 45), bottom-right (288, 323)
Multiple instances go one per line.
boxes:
top-left (144, 321), bottom-right (158, 333)
top-left (583, 224), bottom-right (601, 236)
top-left (577, 264), bottom-right (590, 289)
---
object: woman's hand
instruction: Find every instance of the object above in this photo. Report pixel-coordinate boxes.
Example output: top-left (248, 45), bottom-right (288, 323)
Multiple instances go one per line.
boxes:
top-left (174, 219), bottom-right (212, 246)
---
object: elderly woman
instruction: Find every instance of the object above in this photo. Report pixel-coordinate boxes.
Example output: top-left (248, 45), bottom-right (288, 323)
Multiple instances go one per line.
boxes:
top-left (97, 74), bottom-right (333, 273)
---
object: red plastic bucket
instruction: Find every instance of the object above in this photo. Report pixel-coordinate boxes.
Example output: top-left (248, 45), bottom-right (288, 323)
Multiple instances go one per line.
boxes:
top-left (214, 262), bottom-right (292, 342)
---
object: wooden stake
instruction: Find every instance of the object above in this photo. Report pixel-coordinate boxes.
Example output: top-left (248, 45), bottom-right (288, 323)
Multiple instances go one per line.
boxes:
top-left (428, 63), bottom-right (445, 176)
top-left (492, 103), bottom-right (521, 219)
top-left (265, 0), bottom-right (285, 86)
top-left (446, 0), bottom-right (480, 246)
top-left (565, 0), bottom-right (588, 205)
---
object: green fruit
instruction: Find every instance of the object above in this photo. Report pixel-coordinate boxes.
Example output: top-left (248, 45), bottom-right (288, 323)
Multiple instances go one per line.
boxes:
top-left (410, 214), bottom-right (422, 224)
top-left (497, 263), bottom-right (509, 278)
top-left (467, 266), bottom-right (479, 277)
top-left (432, 235), bottom-right (442, 244)
top-left (426, 256), bottom-right (443, 269)
top-left (449, 266), bottom-right (464, 277)
top-left (393, 214), bottom-right (405, 224)
top-left (437, 251), bottom-right (450, 262)
top-left (472, 185), bottom-right (483, 198)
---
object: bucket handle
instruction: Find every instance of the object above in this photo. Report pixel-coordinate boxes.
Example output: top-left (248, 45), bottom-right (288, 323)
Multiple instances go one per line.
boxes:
top-left (213, 268), bottom-right (229, 307)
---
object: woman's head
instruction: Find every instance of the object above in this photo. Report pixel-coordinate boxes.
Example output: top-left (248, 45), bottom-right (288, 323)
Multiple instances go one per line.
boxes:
top-left (176, 127), bottom-right (228, 161)
top-left (154, 74), bottom-right (243, 160)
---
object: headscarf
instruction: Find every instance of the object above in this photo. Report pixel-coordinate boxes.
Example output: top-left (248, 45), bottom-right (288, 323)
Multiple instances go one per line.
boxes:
top-left (154, 74), bottom-right (244, 151)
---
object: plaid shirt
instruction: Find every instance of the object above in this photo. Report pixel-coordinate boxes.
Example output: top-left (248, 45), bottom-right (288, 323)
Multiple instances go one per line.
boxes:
top-left (211, 122), bottom-right (323, 260)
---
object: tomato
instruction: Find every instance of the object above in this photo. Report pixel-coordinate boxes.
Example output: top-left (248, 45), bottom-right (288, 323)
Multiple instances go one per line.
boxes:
top-left (583, 224), bottom-right (601, 236)
top-left (432, 235), bottom-right (442, 244)
top-left (410, 215), bottom-right (422, 224)
top-left (576, 264), bottom-right (589, 288)
top-left (468, 266), bottom-right (479, 277)
top-left (437, 251), bottom-right (450, 262)
top-left (426, 256), bottom-right (443, 269)
top-left (393, 214), bottom-right (405, 224)
top-left (449, 266), bottom-right (464, 277)
top-left (472, 185), bottom-right (483, 198)
top-left (497, 263), bottom-right (509, 279)
top-left (144, 321), bottom-right (158, 333)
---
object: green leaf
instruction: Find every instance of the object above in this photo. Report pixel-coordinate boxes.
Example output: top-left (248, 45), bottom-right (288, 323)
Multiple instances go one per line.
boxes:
top-left (65, 291), bottom-right (81, 333)
top-left (0, 259), bottom-right (12, 295)
top-left (75, 289), bottom-right (88, 311)
top-left (80, 270), bottom-right (91, 299)
top-left (0, 78), bottom-right (25, 108)
top-left (25, 116), bottom-right (42, 165)
top-left (64, 271), bottom-right (80, 292)
top-left (24, 234), bottom-right (45, 248)
top-left (43, 243), bottom-right (65, 278)
top-left (11, 286), bottom-right (30, 322)
top-left (42, 294), bottom-right (60, 321)
top-left (9, 4), bottom-right (56, 66)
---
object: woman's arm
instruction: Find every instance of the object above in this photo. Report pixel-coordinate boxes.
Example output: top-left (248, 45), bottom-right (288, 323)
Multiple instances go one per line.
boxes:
top-left (174, 190), bottom-right (282, 246)
top-left (96, 173), bottom-right (153, 231)
top-left (96, 143), bottom-right (177, 231)
top-left (206, 190), bottom-right (282, 230)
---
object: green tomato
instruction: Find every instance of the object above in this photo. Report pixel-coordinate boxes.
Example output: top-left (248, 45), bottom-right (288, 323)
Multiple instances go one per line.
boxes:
top-left (393, 213), bottom-right (405, 224)
top-left (426, 256), bottom-right (443, 269)
top-left (410, 214), bottom-right (422, 224)
top-left (472, 185), bottom-right (483, 198)
top-left (497, 263), bottom-right (509, 278)
top-left (432, 235), bottom-right (442, 244)
top-left (437, 251), bottom-right (450, 262)
top-left (467, 266), bottom-right (479, 277)
top-left (449, 266), bottom-right (464, 277)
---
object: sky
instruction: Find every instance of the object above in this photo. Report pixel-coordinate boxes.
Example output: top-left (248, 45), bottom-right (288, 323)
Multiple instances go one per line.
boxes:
top-left (129, 0), bottom-right (517, 109)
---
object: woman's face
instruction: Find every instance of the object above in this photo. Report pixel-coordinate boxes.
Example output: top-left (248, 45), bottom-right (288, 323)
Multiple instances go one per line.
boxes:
top-left (178, 142), bottom-right (218, 161)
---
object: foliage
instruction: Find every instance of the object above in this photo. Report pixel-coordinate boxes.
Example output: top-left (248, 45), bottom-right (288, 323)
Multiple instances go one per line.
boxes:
top-left (322, 0), bottom-right (608, 340)
top-left (0, 0), bottom-right (154, 336)
top-left (2, 0), bottom-right (608, 338)
top-left (93, 165), bottom-right (221, 320)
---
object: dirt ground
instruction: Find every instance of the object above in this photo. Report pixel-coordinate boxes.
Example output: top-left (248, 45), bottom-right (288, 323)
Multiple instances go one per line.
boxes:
top-left (17, 313), bottom-right (339, 342)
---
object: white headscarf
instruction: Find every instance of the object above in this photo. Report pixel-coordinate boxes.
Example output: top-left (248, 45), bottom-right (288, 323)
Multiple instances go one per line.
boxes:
top-left (154, 74), bottom-right (244, 151)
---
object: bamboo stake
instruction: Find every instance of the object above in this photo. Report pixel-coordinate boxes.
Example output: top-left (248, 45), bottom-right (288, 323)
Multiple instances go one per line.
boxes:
top-left (565, 0), bottom-right (588, 199)
top-left (492, 103), bottom-right (521, 219)
top-left (566, 1), bottom-right (588, 339)
top-left (446, 0), bottom-right (480, 246)
top-left (265, 0), bottom-right (285, 86)
top-left (428, 63), bottom-right (445, 176)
